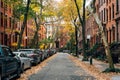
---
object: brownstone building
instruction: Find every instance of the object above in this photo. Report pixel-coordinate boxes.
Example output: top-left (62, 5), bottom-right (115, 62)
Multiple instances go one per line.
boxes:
top-left (39, 25), bottom-right (46, 41)
top-left (115, 0), bottom-right (120, 42)
top-left (98, 0), bottom-right (116, 44)
top-left (86, 14), bottom-right (98, 47)
top-left (0, 0), bottom-right (46, 48)
top-left (0, 0), bottom-right (16, 47)
top-left (85, 0), bottom-right (117, 48)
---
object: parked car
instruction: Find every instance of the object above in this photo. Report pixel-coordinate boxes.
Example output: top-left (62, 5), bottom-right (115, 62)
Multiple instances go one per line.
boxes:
top-left (0, 45), bottom-right (21, 80)
top-left (45, 49), bottom-right (52, 56)
top-left (43, 50), bottom-right (49, 59)
top-left (13, 51), bottom-right (31, 72)
top-left (49, 48), bottom-right (57, 56)
top-left (17, 49), bottom-right (40, 65)
top-left (51, 48), bottom-right (57, 54)
top-left (36, 49), bottom-right (44, 61)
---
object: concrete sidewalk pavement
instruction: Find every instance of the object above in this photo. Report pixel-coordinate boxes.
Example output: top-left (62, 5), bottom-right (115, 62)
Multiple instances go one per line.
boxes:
top-left (78, 55), bottom-right (120, 80)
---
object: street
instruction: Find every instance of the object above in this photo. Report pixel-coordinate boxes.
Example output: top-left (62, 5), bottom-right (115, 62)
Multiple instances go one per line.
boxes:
top-left (28, 53), bottom-right (96, 80)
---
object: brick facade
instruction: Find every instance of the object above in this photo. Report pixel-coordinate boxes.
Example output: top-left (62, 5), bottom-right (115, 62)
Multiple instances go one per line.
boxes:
top-left (115, 0), bottom-right (120, 42)
top-left (84, 0), bottom-right (118, 49)
top-left (0, 0), bottom-right (14, 46)
top-left (77, 0), bottom-right (118, 49)
top-left (39, 25), bottom-right (46, 41)
top-left (86, 15), bottom-right (98, 47)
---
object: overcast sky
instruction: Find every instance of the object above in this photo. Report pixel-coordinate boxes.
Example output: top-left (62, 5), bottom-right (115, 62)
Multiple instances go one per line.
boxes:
top-left (86, 0), bottom-right (92, 6)
top-left (54, 0), bottom-right (92, 5)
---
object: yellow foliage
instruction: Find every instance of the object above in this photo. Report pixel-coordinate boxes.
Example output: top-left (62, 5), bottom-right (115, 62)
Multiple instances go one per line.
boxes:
top-left (20, 15), bottom-right (24, 21)
top-left (11, 43), bottom-right (24, 47)
top-left (33, 7), bottom-right (40, 13)
top-left (39, 44), bottom-right (45, 50)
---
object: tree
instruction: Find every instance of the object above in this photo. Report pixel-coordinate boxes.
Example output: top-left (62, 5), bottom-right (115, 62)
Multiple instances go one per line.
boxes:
top-left (17, 0), bottom-right (31, 49)
top-left (73, 0), bottom-right (88, 60)
top-left (58, 0), bottom-right (82, 56)
top-left (87, 0), bottom-right (115, 71)
top-left (29, 0), bottom-right (43, 48)
top-left (30, 0), bottom-right (58, 48)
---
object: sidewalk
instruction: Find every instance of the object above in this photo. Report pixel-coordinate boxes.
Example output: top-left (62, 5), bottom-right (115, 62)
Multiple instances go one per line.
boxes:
top-left (78, 55), bottom-right (120, 80)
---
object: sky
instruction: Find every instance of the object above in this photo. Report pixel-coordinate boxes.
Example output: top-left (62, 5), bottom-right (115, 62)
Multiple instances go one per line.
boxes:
top-left (86, 0), bottom-right (92, 6)
top-left (54, 0), bottom-right (91, 6)
top-left (54, 0), bottom-right (63, 2)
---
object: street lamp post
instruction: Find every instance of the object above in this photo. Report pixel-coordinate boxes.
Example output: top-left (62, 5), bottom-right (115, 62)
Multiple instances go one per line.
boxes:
top-left (87, 35), bottom-right (91, 49)
top-left (87, 35), bottom-right (92, 65)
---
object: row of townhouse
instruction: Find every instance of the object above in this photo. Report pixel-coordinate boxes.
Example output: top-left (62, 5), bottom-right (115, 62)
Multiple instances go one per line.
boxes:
top-left (0, 0), bottom-right (46, 49)
top-left (80, 0), bottom-right (120, 48)
top-left (0, 0), bottom-right (15, 47)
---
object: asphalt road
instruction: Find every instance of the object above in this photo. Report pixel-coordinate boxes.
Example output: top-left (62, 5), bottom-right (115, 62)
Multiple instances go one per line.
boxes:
top-left (28, 53), bottom-right (96, 80)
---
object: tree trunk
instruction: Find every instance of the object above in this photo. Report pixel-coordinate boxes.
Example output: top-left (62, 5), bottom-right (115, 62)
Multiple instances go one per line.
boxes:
top-left (30, 16), bottom-right (39, 48)
top-left (17, 0), bottom-right (31, 49)
top-left (75, 24), bottom-right (78, 57)
top-left (74, 0), bottom-right (88, 60)
top-left (93, 13), bottom-right (114, 69)
top-left (87, 1), bottom-right (115, 69)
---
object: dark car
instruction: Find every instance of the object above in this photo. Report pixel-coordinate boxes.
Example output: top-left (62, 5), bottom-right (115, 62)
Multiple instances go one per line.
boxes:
top-left (17, 49), bottom-right (40, 65)
top-left (0, 45), bottom-right (21, 80)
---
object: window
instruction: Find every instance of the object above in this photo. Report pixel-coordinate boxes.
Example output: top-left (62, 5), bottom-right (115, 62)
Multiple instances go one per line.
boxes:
top-left (112, 27), bottom-right (115, 41)
top-left (4, 2), bottom-right (8, 11)
top-left (1, 0), bottom-right (3, 8)
top-left (102, 10), bottom-right (103, 22)
top-left (116, 0), bottom-right (119, 13)
top-left (110, 29), bottom-right (111, 43)
top-left (106, 0), bottom-right (108, 4)
top-left (112, 4), bottom-right (114, 19)
top-left (1, 12), bottom-right (3, 27)
top-left (104, 8), bottom-right (106, 22)
top-left (9, 5), bottom-right (12, 13)
top-left (109, 0), bottom-right (111, 3)
top-left (109, 7), bottom-right (111, 21)
top-left (9, 17), bottom-right (12, 28)
top-left (4, 15), bottom-right (7, 28)
top-left (1, 33), bottom-right (3, 45)
top-left (106, 9), bottom-right (108, 22)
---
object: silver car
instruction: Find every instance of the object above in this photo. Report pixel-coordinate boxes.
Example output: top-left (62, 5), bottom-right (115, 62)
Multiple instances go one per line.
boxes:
top-left (17, 49), bottom-right (41, 65)
top-left (13, 52), bottom-right (31, 72)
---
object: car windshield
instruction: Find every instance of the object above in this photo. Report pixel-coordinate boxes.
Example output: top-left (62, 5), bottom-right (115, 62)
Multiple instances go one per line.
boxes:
top-left (13, 52), bottom-right (19, 56)
top-left (19, 50), bottom-right (34, 54)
